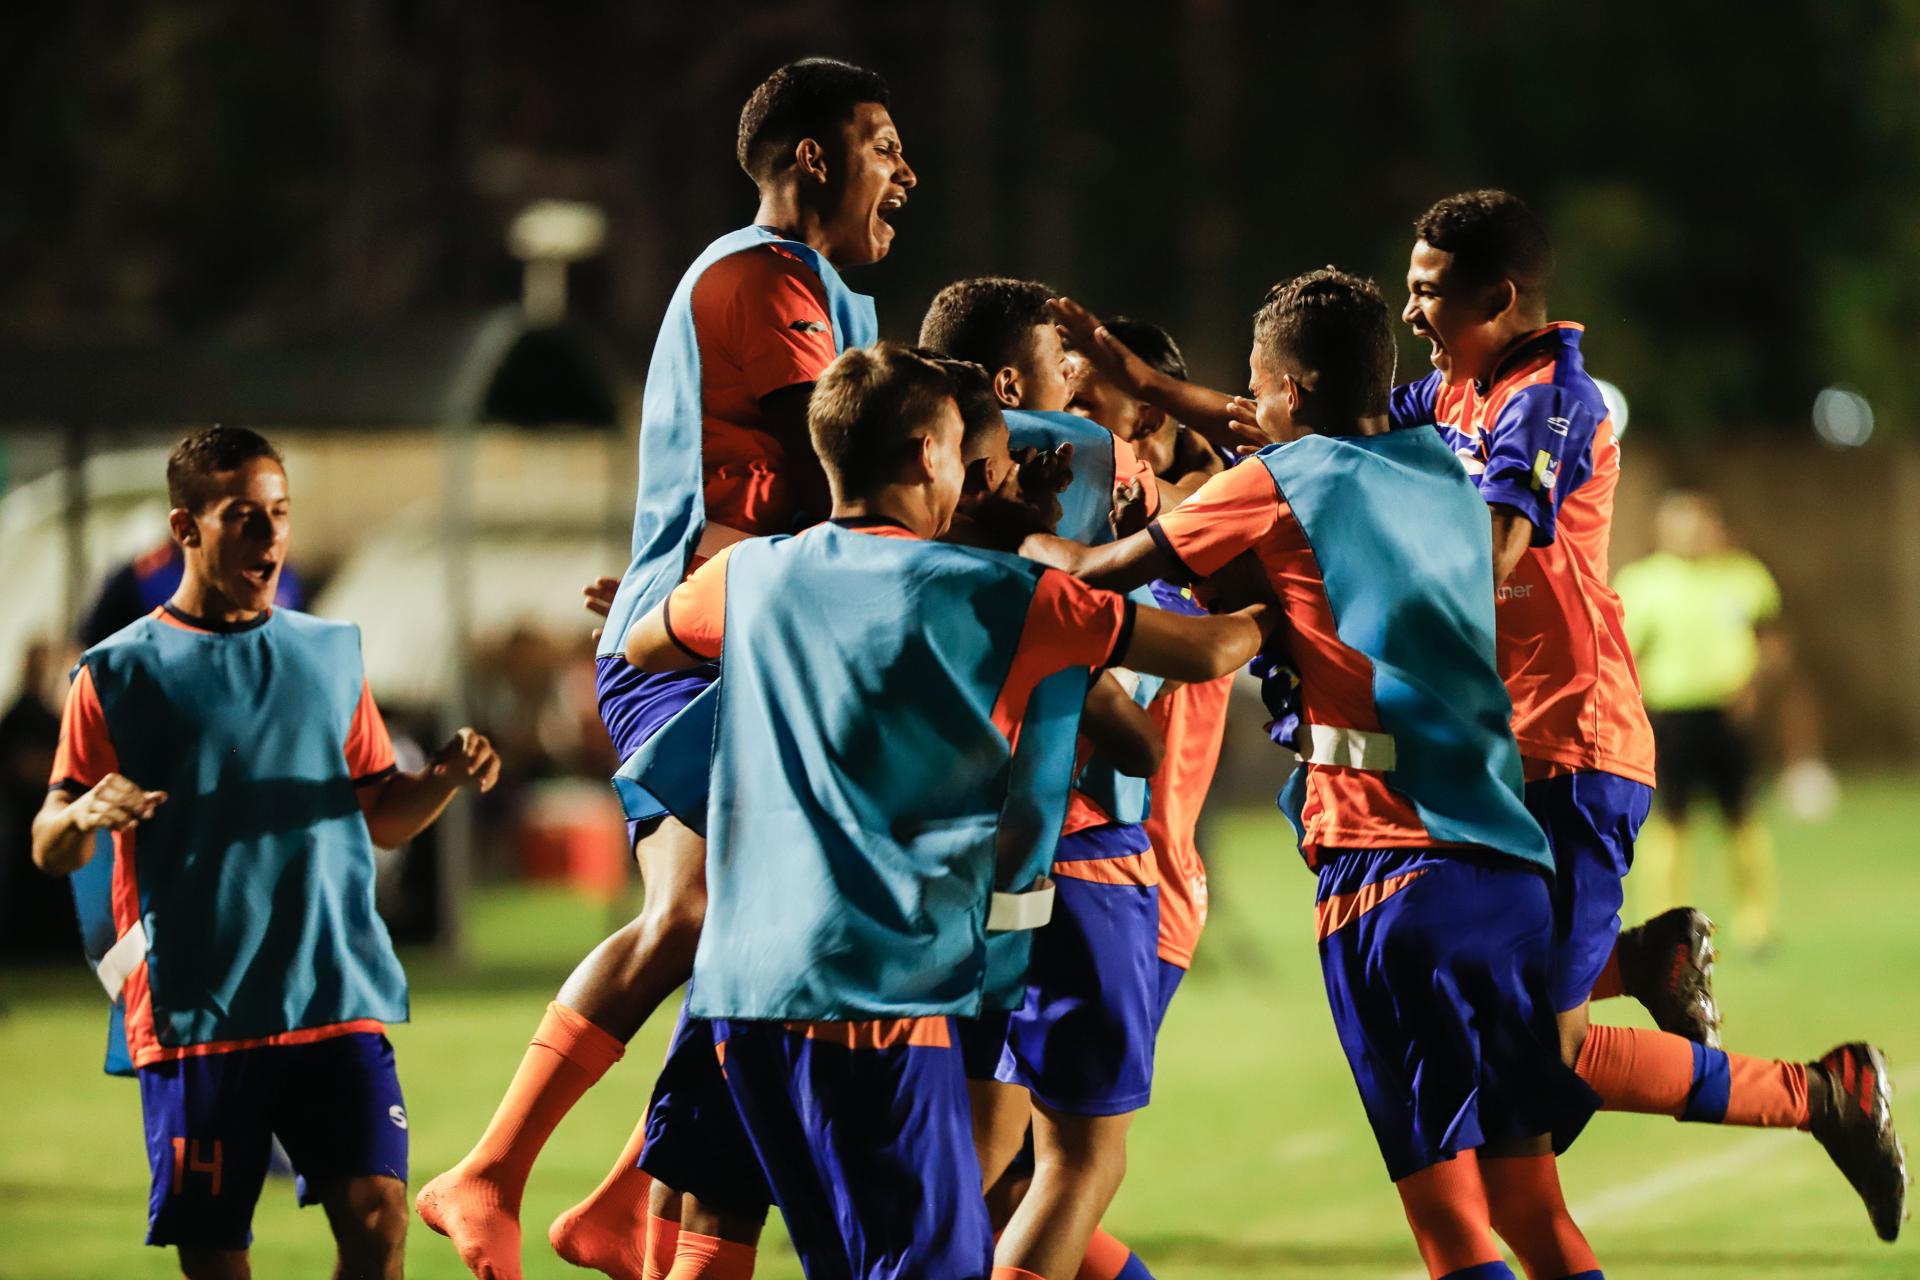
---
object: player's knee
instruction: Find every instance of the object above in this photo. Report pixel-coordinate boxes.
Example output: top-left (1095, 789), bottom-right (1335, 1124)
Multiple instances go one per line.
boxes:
top-left (1556, 1004), bottom-right (1591, 1069)
top-left (326, 1178), bottom-right (407, 1278)
top-left (177, 1246), bottom-right (251, 1280)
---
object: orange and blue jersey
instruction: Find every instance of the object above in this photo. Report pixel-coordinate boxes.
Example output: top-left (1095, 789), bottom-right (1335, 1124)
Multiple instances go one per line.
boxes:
top-left (1149, 432), bottom-right (1548, 870)
top-left (1141, 581), bottom-right (1231, 968)
top-left (660, 518), bottom-right (1131, 1020)
top-left (51, 605), bottom-right (403, 1070)
top-left (1390, 322), bottom-right (1655, 786)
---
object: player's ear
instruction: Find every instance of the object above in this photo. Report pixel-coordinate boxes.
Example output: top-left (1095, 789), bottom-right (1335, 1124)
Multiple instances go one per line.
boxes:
top-left (794, 136), bottom-right (829, 186)
top-left (1485, 277), bottom-right (1519, 323)
top-left (991, 365), bottom-right (1021, 410)
top-left (167, 507), bottom-right (200, 549)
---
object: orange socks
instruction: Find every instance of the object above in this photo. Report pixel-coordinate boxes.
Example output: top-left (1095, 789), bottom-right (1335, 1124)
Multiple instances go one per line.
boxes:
top-left (548, 1115), bottom-right (654, 1279)
top-left (1575, 1023), bottom-right (1809, 1127)
top-left (1076, 1226), bottom-right (1154, 1279)
top-left (992, 1270), bottom-right (1048, 1280)
top-left (644, 1211), bottom-right (682, 1280)
top-left (1395, 1152), bottom-right (1507, 1278)
top-left (665, 1231), bottom-right (755, 1279)
top-left (1481, 1153), bottom-right (1599, 1279)
top-left (416, 1002), bottom-right (627, 1279)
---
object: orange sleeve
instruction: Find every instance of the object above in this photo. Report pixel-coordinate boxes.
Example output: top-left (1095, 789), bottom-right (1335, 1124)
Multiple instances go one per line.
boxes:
top-left (50, 664), bottom-right (119, 795)
top-left (697, 247), bottom-right (838, 402)
top-left (1147, 461), bottom-right (1283, 580)
top-left (344, 680), bottom-right (398, 785)
top-left (1113, 435), bottom-right (1161, 519)
top-left (662, 544), bottom-right (735, 661)
top-left (989, 570), bottom-right (1134, 745)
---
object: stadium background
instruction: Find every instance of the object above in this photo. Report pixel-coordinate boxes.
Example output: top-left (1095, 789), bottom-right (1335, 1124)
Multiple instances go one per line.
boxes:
top-left (2, 3), bottom-right (1917, 1276)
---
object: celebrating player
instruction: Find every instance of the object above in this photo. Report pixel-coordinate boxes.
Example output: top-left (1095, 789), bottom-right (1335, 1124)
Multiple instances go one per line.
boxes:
top-left (418, 57), bottom-right (915, 1280)
top-left (621, 342), bottom-right (1267, 1280)
top-left (1026, 269), bottom-right (1603, 1280)
top-left (34, 426), bottom-right (499, 1280)
top-left (1393, 189), bottom-right (1905, 1240)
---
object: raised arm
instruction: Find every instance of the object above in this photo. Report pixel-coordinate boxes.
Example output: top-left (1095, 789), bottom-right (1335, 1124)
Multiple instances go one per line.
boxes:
top-left (1051, 297), bottom-right (1267, 454)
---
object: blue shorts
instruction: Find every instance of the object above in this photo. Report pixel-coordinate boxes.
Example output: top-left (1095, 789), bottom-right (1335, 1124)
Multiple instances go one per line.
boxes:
top-left (956, 1011), bottom-right (1013, 1082)
top-left (1316, 848), bottom-right (1594, 1182)
top-left (636, 993), bottom-right (771, 1212)
top-left (997, 823), bottom-right (1169, 1116)
top-left (1524, 771), bottom-right (1654, 1012)
top-left (713, 1017), bottom-right (992, 1280)
top-left (594, 656), bottom-right (715, 836)
top-left (136, 1032), bottom-right (407, 1250)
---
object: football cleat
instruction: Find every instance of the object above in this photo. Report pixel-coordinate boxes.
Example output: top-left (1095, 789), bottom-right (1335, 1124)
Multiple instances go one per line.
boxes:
top-left (1808, 1042), bottom-right (1909, 1242)
top-left (1617, 906), bottom-right (1722, 1047)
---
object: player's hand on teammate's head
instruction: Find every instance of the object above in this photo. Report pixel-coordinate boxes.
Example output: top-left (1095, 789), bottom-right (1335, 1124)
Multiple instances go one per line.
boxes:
top-left (1048, 297), bottom-right (1156, 399)
top-left (1111, 479), bottom-right (1150, 539)
top-left (74, 773), bottom-right (167, 832)
top-left (1225, 395), bottom-right (1275, 454)
top-left (431, 728), bottom-right (502, 794)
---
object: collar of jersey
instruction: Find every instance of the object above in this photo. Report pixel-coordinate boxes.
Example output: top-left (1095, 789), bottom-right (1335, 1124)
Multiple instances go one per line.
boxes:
top-left (1479, 320), bottom-right (1585, 392)
top-left (159, 603), bottom-right (273, 634)
top-left (828, 516), bottom-right (921, 539)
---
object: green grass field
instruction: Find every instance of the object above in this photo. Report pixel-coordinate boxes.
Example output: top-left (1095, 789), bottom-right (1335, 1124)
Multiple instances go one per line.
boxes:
top-left (5, 775), bottom-right (1917, 1279)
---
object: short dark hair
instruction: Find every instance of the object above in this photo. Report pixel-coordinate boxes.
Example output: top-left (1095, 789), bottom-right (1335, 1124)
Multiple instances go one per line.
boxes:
top-left (737, 58), bottom-right (891, 183)
top-left (1414, 189), bottom-right (1554, 305)
top-left (917, 354), bottom-right (1004, 458)
top-left (1103, 317), bottom-right (1188, 382)
top-left (167, 425), bottom-right (283, 512)
top-left (916, 277), bottom-right (1055, 374)
top-left (1252, 268), bottom-right (1395, 426)
top-left (809, 342), bottom-right (958, 497)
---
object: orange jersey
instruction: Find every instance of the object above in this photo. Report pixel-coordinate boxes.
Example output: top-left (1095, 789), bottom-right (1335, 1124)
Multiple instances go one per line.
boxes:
top-left (690, 244), bottom-right (839, 537)
top-left (1142, 669), bottom-right (1231, 967)
top-left (1150, 462), bottom-right (1440, 853)
top-left (1391, 324), bottom-right (1655, 786)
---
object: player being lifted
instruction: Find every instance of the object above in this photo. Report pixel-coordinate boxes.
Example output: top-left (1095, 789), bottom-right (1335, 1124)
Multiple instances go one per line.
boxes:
top-left (34, 426), bottom-right (499, 1280)
top-left (418, 57), bottom-right (916, 1280)
top-left (621, 342), bottom-right (1267, 1280)
top-left (1028, 269), bottom-right (1605, 1280)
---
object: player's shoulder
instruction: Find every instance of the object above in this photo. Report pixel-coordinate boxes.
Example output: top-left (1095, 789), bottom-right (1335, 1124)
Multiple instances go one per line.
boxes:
top-left (694, 241), bottom-right (828, 299)
top-left (271, 606), bottom-right (357, 637)
top-left (1494, 323), bottom-right (1606, 410)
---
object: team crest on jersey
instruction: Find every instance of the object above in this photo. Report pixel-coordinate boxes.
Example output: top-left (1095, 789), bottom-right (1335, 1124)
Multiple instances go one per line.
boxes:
top-left (788, 319), bottom-right (829, 334)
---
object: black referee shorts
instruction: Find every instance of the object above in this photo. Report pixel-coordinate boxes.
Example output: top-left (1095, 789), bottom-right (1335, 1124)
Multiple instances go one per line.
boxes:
top-left (1649, 707), bottom-right (1757, 824)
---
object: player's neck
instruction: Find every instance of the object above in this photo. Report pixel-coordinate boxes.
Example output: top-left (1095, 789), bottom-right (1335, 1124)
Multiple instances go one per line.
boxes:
top-left (830, 491), bottom-right (939, 539)
top-left (753, 190), bottom-right (836, 263)
top-left (169, 575), bottom-right (269, 627)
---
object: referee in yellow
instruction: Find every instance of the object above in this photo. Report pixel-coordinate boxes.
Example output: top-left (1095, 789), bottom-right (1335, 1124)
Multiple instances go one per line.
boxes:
top-left (1615, 490), bottom-right (1786, 952)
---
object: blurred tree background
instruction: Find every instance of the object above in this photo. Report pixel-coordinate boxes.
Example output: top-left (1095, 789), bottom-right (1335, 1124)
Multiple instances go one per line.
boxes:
top-left (3, 0), bottom-right (1917, 435)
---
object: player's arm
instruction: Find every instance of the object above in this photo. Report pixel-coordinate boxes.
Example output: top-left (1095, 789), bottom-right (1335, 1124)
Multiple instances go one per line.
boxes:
top-left (1490, 504), bottom-right (1534, 587)
top-left (1023, 527), bottom-right (1176, 594)
top-left (624, 545), bottom-right (732, 673)
top-left (1051, 297), bottom-right (1267, 454)
top-left (1080, 671), bottom-right (1164, 778)
top-left (759, 382), bottom-right (825, 520)
top-left (728, 249), bottom-right (839, 523)
top-left (358, 728), bottom-right (501, 848)
top-left (1118, 602), bottom-right (1270, 685)
top-left (32, 664), bottom-right (163, 876)
top-left (32, 778), bottom-right (166, 876)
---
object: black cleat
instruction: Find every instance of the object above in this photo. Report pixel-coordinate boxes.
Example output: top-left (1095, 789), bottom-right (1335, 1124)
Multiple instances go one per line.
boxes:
top-left (1617, 906), bottom-right (1722, 1047)
top-left (1809, 1042), bottom-right (1910, 1242)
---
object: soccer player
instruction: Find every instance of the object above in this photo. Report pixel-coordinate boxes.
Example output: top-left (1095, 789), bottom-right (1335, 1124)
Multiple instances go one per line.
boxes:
top-left (1612, 490), bottom-right (1785, 949)
top-left (418, 57), bottom-right (916, 1280)
top-left (1026, 269), bottom-right (1604, 1280)
top-left (1067, 317), bottom-right (1224, 504)
top-left (33, 425), bottom-right (500, 1280)
top-left (921, 284), bottom-right (1186, 1280)
top-left (1394, 189), bottom-right (1904, 1239)
top-left (621, 342), bottom-right (1266, 1280)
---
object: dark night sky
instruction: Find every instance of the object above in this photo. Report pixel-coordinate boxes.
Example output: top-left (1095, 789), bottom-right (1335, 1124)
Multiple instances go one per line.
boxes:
top-left (4, 1), bottom-right (1917, 435)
